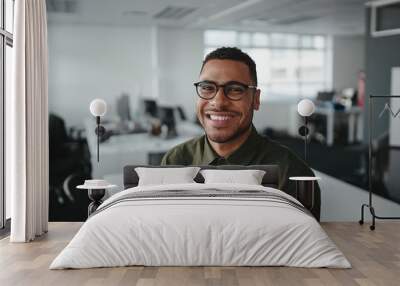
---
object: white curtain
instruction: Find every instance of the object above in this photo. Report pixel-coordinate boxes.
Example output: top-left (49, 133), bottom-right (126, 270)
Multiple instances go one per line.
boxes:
top-left (9, 0), bottom-right (49, 242)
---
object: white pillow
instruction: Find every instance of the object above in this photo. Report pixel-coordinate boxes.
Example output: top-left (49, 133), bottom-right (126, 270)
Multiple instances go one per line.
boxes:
top-left (135, 167), bottom-right (201, 186)
top-left (200, 169), bottom-right (266, 185)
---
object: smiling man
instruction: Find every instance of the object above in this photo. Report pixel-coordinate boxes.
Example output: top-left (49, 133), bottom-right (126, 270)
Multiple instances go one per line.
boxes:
top-left (161, 47), bottom-right (320, 220)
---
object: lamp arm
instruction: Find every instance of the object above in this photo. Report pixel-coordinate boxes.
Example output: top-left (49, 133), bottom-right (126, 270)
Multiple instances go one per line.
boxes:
top-left (96, 116), bottom-right (100, 162)
top-left (304, 116), bottom-right (308, 163)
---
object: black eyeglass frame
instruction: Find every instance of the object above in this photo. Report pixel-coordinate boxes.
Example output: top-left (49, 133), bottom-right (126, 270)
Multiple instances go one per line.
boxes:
top-left (193, 81), bottom-right (257, 101)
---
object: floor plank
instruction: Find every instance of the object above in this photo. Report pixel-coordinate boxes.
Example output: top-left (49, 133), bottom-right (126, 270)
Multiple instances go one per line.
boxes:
top-left (0, 222), bottom-right (399, 286)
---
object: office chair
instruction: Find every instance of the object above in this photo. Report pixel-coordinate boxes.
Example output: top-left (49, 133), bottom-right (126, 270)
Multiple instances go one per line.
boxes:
top-left (49, 113), bottom-right (92, 221)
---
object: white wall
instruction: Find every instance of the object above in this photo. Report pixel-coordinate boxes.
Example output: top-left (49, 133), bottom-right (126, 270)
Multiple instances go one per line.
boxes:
top-left (390, 67), bottom-right (400, 146)
top-left (387, 68), bottom-right (400, 194)
top-left (332, 35), bottom-right (365, 91)
top-left (48, 24), bottom-right (156, 128)
top-left (157, 27), bottom-right (204, 121)
top-left (48, 24), bottom-right (203, 128)
top-left (253, 100), bottom-right (299, 135)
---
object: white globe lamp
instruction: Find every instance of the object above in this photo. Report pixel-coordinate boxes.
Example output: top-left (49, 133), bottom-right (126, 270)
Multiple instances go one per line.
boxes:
top-left (90, 99), bottom-right (107, 117)
top-left (297, 99), bottom-right (315, 117)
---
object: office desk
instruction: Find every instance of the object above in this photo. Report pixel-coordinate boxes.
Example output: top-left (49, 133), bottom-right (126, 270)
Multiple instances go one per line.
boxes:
top-left (84, 119), bottom-right (203, 179)
top-left (91, 133), bottom-right (197, 178)
top-left (314, 106), bottom-right (363, 146)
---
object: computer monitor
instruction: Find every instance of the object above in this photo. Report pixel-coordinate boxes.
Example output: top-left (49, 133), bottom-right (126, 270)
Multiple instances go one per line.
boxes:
top-left (116, 94), bottom-right (131, 121)
top-left (316, 91), bottom-right (335, 101)
top-left (316, 91), bottom-right (335, 102)
top-left (176, 106), bottom-right (187, 121)
top-left (158, 106), bottom-right (177, 138)
top-left (143, 99), bottom-right (158, 117)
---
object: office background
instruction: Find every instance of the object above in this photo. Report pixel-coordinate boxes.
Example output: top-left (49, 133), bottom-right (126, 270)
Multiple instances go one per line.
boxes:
top-left (41, 0), bottom-right (400, 221)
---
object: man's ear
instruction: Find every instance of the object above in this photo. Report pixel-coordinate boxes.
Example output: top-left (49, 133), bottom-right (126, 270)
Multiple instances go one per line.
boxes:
top-left (253, 89), bottom-right (261, 111)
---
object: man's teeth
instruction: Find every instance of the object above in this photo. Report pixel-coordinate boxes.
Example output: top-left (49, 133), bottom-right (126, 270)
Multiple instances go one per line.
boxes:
top-left (209, 115), bottom-right (231, 121)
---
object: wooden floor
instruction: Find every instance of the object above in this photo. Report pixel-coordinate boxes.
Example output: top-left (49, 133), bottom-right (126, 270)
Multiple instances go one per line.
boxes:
top-left (1, 222), bottom-right (400, 286)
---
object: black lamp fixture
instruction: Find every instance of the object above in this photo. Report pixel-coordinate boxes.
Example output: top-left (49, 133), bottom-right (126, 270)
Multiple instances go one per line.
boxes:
top-left (89, 99), bottom-right (107, 162)
top-left (297, 99), bottom-right (315, 162)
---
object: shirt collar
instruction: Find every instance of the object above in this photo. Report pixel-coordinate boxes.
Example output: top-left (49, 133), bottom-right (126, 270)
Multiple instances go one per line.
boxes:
top-left (202, 125), bottom-right (263, 165)
top-left (202, 135), bottom-right (219, 165)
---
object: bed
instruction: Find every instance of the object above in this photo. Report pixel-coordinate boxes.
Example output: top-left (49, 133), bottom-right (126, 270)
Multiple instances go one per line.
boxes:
top-left (50, 165), bottom-right (350, 269)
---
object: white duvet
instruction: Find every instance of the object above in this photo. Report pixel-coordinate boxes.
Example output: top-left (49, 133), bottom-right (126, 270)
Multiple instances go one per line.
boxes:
top-left (50, 183), bottom-right (351, 269)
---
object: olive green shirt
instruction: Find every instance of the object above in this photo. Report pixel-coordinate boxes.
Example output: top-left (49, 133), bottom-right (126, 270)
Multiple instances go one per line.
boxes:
top-left (161, 126), bottom-right (320, 220)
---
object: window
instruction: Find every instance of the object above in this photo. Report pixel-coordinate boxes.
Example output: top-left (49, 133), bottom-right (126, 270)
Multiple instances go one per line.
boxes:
top-left (1, 0), bottom-right (14, 230)
top-left (204, 30), bottom-right (332, 101)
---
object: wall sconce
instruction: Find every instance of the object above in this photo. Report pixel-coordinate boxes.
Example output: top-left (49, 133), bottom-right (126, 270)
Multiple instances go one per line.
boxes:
top-left (297, 99), bottom-right (315, 162)
top-left (89, 99), bottom-right (107, 162)
top-left (293, 99), bottom-right (319, 211)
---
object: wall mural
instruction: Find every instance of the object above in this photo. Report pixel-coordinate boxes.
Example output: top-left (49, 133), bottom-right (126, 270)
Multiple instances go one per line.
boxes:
top-left (47, 21), bottom-right (369, 222)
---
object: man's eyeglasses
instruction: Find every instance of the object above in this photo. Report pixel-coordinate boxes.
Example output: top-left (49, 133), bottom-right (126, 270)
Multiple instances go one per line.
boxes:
top-left (194, 81), bottom-right (257, 101)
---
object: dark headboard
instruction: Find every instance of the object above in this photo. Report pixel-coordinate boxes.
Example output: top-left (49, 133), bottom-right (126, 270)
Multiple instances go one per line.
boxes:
top-left (123, 165), bottom-right (280, 190)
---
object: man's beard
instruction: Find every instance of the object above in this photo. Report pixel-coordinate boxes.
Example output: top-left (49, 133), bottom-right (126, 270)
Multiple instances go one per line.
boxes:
top-left (207, 122), bottom-right (252, 144)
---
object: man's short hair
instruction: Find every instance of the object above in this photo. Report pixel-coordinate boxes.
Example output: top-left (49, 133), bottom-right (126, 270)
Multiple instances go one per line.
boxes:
top-left (201, 47), bottom-right (257, 86)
